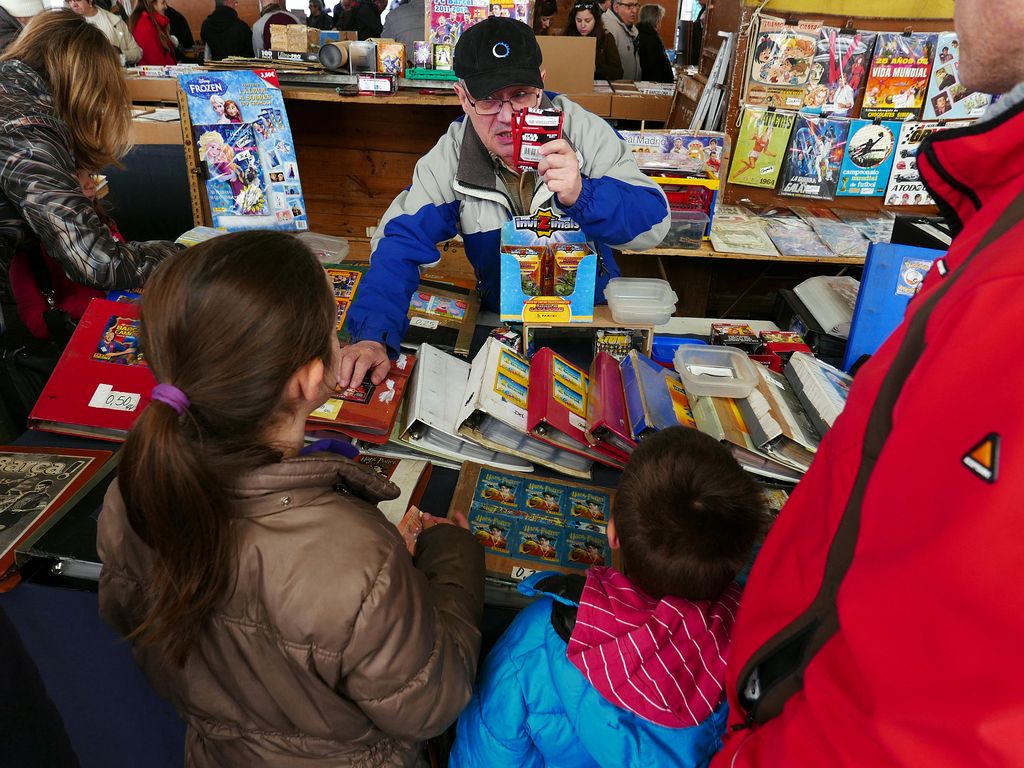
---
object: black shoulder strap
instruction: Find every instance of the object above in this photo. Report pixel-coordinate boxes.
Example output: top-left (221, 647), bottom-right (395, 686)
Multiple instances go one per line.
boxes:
top-left (736, 190), bottom-right (1024, 725)
top-left (538, 573), bottom-right (586, 643)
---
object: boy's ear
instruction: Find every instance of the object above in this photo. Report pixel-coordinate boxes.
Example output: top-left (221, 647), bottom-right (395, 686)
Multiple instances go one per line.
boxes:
top-left (606, 517), bottom-right (620, 550)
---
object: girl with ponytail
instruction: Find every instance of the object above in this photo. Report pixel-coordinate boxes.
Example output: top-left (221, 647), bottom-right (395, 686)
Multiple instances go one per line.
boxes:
top-left (98, 231), bottom-right (484, 768)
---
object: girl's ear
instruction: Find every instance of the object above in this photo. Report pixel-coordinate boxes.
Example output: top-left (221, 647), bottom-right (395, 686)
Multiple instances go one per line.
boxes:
top-left (288, 357), bottom-right (326, 408)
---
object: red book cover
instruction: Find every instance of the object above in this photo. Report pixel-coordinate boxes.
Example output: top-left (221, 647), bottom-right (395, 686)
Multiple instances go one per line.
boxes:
top-left (28, 299), bottom-right (154, 441)
top-left (586, 351), bottom-right (637, 460)
top-left (527, 348), bottom-right (625, 470)
top-left (306, 351), bottom-right (416, 438)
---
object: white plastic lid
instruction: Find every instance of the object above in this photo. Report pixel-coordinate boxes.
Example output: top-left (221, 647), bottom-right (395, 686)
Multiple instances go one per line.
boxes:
top-left (674, 345), bottom-right (759, 398)
top-left (604, 277), bottom-right (678, 306)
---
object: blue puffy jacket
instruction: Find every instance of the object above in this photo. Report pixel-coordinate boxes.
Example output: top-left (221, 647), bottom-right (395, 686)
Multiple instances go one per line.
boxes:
top-left (346, 94), bottom-right (670, 356)
top-left (450, 575), bottom-right (728, 768)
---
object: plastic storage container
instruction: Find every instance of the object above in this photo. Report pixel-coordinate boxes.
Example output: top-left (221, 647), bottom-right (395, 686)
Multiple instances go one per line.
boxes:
top-left (662, 209), bottom-right (709, 250)
top-left (651, 335), bottom-right (707, 368)
top-left (674, 345), bottom-right (759, 398)
top-left (604, 277), bottom-right (678, 326)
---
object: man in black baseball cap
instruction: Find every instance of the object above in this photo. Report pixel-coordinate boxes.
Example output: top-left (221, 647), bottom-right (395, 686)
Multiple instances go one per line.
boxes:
top-left (453, 15), bottom-right (543, 99)
top-left (338, 16), bottom-right (669, 389)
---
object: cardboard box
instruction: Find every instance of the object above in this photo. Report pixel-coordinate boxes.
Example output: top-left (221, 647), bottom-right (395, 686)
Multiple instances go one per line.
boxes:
top-left (126, 77), bottom-right (177, 103)
top-left (523, 306), bottom-right (654, 359)
top-left (537, 37), bottom-right (595, 95)
top-left (269, 23), bottom-right (289, 51)
top-left (609, 93), bottom-right (671, 121)
top-left (130, 118), bottom-right (183, 145)
top-left (563, 92), bottom-right (611, 116)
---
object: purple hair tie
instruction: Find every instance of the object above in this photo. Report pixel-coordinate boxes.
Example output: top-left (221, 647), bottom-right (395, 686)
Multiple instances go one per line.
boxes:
top-left (151, 383), bottom-right (190, 416)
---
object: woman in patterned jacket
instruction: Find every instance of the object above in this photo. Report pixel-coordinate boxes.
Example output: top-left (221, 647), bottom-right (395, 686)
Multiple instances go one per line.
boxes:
top-left (0, 11), bottom-right (178, 303)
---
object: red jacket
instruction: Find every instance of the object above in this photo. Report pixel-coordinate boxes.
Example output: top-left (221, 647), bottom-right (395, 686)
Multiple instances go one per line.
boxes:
top-left (132, 11), bottom-right (176, 66)
top-left (713, 98), bottom-right (1024, 766)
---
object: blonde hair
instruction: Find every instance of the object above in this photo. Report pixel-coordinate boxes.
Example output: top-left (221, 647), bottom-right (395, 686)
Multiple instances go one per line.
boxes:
top-left (1, 10), bottom-right (132, 170)
top-left (197, 130), bottom-right (230, 161)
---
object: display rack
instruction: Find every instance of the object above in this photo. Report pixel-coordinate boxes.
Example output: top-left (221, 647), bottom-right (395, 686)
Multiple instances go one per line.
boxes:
top-left (718, 0), bottom-right (955, 214)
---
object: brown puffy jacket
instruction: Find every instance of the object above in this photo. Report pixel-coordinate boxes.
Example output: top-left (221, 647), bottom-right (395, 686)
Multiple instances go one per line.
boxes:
top-left (98, 453), bottom-right (484, 767)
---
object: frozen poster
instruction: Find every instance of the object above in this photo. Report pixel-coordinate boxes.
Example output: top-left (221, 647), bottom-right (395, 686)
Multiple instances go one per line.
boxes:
top-left (179, 70), bottom-right (309, 232)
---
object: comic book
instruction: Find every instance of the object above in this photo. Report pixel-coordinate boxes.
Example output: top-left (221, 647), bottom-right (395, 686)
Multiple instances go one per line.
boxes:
top-left (743, 15), bottom-right (822, 110)
top-left (836, 119), bottom-right (901, 197)
top-left (449, 462), bottom-right (619, 583)
top-left (802, 27), bottom-right (876, 117)
top-left (923, 32), bottom-right (992, 120)
top-left (28, 299), bottom-right (155, 441)
top-left (727, 107), bottom-right (796, 189)
top-left (179, 70), bottom-right (308, 232)
top-left (760, 208), bottom-right (832, 257)
top-left (860, 33), bottom-right (937, 121)
top-left (791, 208), bottom-right (870, 257)
top-left (883, 120), bottom-right (970, 206)
top-left (834, 209), bottom-right (895, 243)
top-left (778, 115), bottom-right (850, 200)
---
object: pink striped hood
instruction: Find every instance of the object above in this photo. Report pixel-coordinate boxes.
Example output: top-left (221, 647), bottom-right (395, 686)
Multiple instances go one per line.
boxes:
top-left (566, 566), bottom-right (741, 728)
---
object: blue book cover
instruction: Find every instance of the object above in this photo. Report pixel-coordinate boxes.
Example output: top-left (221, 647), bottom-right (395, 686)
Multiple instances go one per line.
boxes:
top-left (843, 242), bottom-right (944, 370)
top-left (837, 119), bottom-right (901, 197)
top-left (178, 70), bottom-right (309, 232)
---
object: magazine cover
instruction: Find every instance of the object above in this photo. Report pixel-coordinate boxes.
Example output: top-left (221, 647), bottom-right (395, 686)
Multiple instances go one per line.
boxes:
top-left (923, 32), bottom-right (992, 120)
top-left (860, 32), bottom-right (937, 121)
top-left (802, 27), bottom-right (876, 117)
top-left (0, 446), bottom-right (113, 578)
top-left (484, 0), bottom-right (531, 22)
top-left (428, 0), bottom-right (487, 45)
top-left (743, 15), bottom-right (822, 110)
top-left (884, 120), bottom-right (970, 206)
top-left (728, 107), bottom-right (796, 189)
top-left (779, 115), bottom-right (850, 200)
top-left (837, 119), bottom-right (901, 197)
top-left (179, 70), bottom-right (308, 231)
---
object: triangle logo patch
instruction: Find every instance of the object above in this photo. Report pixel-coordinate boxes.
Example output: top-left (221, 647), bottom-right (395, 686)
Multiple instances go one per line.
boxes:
top-left (962, 433), bottom-right (1000, 484)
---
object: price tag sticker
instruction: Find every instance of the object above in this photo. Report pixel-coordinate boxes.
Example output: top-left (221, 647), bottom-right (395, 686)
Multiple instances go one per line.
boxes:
top-left (88, 383), bottom-right (140, 412)
top-left (510, 566), bottom-right (538, 582)
top-left (409, 317), bottom-right (439, 330)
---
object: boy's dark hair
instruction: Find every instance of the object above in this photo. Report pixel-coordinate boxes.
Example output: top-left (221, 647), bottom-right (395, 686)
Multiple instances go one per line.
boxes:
top-left (612, 427), bottom-right (768, 601)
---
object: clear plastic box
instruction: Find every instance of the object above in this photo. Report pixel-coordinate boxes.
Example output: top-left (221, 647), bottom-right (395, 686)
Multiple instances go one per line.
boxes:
top-left (662, 209), bottom-right (709, 250)
top-left (674, 345), bottom-right (759, 398)
top-left (603, 277), bottom-right (678, 326)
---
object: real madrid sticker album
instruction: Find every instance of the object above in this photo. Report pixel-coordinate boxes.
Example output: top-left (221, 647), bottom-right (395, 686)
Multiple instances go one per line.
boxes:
top-left (178, 69), bottom-right (309, 232)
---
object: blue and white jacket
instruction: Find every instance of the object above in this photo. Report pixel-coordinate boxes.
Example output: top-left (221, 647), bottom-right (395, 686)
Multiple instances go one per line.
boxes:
top-left (346, 94), bottom-right (670, 355)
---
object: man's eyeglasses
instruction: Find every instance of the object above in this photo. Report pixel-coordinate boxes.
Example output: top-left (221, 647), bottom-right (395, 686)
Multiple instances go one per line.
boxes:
top-left (466, 89), bottom-right (540, 116)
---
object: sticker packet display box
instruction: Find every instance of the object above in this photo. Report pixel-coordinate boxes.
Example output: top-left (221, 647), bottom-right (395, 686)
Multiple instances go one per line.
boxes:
top-left (452, 462), bottom-right (618, 583)
top-left (499, 215), bottom-right (596, 324)
top-left (511, 107), bottom-right (564, 172)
